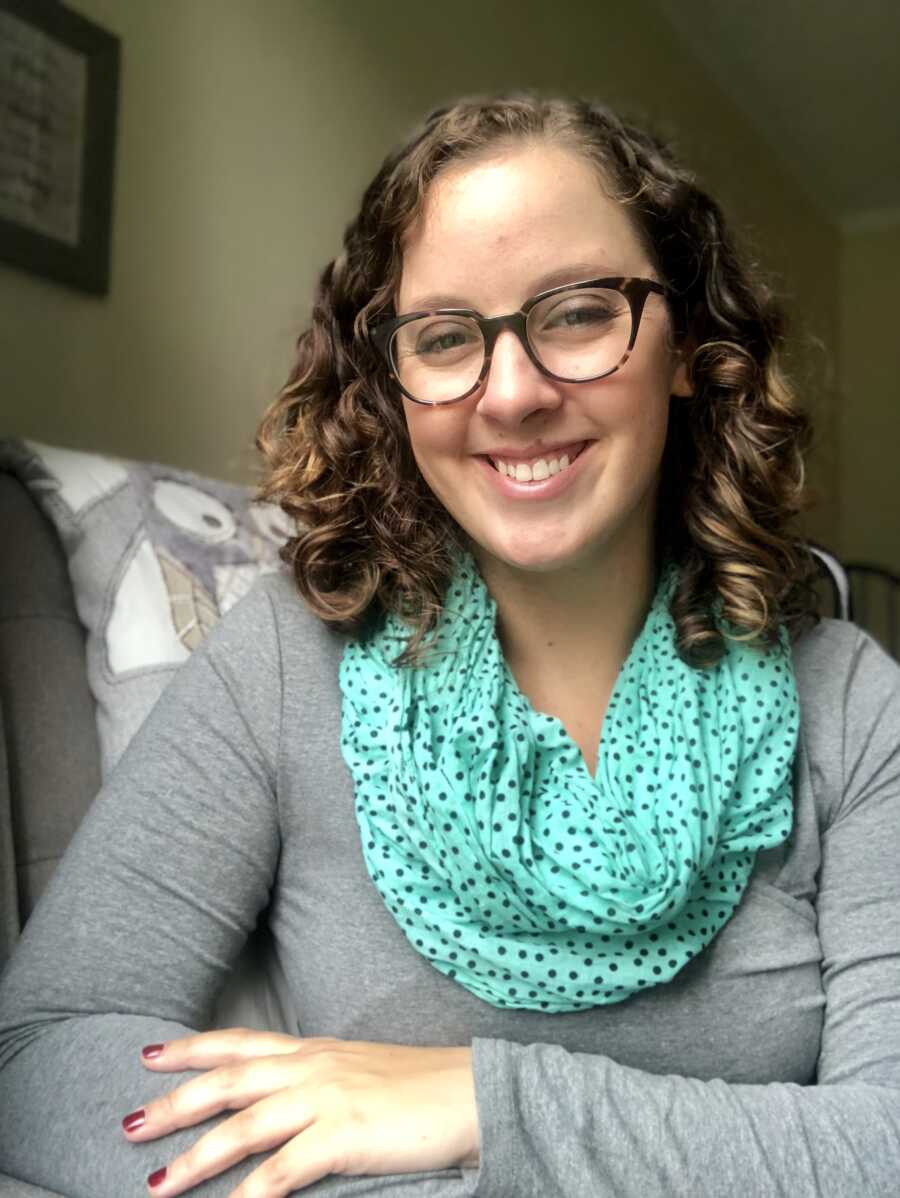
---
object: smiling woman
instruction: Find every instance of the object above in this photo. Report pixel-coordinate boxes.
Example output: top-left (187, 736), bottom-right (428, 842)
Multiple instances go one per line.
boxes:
top-left (391, 146), bottom-right (693, 702)
top-left (257, 95), bottom-right (819, 681)
top-left (1, 90), bottom-right (899, 1198)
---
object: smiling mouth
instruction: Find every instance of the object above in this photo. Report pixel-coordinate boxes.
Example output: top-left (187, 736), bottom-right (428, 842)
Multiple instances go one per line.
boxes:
top-left (480, 441), bottom-right (592, 476)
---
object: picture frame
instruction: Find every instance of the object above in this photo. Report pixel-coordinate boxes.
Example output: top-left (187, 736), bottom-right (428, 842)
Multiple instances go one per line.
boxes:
top-left (0, 0), bottom-right (120, 294)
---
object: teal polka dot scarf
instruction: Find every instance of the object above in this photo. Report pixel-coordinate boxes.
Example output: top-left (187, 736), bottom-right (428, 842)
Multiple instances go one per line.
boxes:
top-left (338, 549), bottom-right (800, 1013)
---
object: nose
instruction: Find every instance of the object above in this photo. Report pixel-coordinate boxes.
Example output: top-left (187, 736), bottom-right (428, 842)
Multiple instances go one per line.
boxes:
top-left (474, 327), bottom-right (562, 423)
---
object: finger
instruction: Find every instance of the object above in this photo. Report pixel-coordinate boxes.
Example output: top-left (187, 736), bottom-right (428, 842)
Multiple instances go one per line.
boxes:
top-left (139, 1090), bottom-right (317, 1198)
top-left (125, 1054), bottom-right (309, 1143)
top-left (228, 1119), bottom-right (343, 1198)
top-left (140, 1029), bottom-right (319, 1072)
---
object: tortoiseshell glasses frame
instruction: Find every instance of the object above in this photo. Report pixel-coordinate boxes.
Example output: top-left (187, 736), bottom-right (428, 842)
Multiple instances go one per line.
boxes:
top-left (370, 276), bottom-right (669, 406)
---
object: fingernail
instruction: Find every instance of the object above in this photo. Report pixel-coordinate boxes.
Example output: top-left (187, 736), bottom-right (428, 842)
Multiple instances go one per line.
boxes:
top-left (148, 1166), bottom-right (167, 1188)
top-left (122, 1108), bottom-right (146, 1132)
top-left (142, 1044), bottom-right (165, 1059)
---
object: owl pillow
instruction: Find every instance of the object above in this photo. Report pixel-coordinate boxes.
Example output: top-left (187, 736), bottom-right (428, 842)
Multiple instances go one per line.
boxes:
top-left (1, 437), bottom-right (294, 778)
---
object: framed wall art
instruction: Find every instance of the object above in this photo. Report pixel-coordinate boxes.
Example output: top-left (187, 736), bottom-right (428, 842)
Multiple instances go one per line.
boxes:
top-left (0, 0), bottom-right (120, 294)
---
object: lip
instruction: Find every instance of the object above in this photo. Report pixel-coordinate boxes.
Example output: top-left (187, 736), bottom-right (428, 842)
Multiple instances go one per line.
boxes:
top-left (476, 439), bottom-right (589, 463)
top-left (475, 440), bottom-right (596, 501)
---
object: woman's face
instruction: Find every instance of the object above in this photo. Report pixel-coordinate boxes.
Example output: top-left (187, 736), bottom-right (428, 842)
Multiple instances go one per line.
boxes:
top-left (395, 143), bottom-right (691, 579)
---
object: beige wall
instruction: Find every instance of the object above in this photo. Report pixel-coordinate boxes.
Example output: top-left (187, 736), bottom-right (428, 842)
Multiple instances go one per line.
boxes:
top-left (839, 224), bottom-right (900, 571)
top-left (1, 0), bottom-right (840, 548)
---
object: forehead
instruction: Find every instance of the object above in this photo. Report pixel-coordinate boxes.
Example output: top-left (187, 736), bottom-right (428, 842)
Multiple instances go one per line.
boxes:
top-left (397, 144), bottom-right (649, 310)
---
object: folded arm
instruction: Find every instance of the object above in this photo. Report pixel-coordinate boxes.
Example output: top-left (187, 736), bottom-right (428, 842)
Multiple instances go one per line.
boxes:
top-left (0, 582), bottom-right (472, 1198)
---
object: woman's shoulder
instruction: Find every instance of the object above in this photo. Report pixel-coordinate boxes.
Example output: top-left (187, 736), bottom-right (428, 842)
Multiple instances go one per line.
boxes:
top-left (164, 570), bottom-right (347, 749)
top-left (791, 615), bottom-right (899, 708)
top-left (227, 567), bottom-right (351, 675)
top-left (791, 616), bottom-right (900, 825)
top-left (209, 568), bottom-right (347, 647)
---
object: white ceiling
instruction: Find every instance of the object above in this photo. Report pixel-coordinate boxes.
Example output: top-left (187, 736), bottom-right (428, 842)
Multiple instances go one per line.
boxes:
top-left (648, 0), bottom-right (900, 231)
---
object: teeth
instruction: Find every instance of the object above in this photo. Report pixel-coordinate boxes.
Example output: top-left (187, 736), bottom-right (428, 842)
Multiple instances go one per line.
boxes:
top-left (496, 453), bottom-right (571, 481)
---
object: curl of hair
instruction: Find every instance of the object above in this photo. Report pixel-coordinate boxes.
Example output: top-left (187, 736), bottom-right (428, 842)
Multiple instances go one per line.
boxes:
top-left (254, 90), bottom-right (822, 669)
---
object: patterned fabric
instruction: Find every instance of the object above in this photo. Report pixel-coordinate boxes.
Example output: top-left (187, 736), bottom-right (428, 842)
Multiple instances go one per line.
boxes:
top-left (0, 437), bottom-right (292, 777)
top-left (339, 547), bottom-right (801, 1012)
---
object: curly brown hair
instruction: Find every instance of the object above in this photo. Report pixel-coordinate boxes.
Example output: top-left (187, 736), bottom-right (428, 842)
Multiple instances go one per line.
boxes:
top-left (254, 90), bottom-right (822, 669)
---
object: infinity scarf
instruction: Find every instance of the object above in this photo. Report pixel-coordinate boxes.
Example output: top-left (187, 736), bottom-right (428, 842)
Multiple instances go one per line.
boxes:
top-left (338, 549), bottom-right (800, 1013)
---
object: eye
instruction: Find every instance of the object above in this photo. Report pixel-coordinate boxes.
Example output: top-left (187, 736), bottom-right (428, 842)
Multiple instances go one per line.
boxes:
top-left (545, 299), bottom-right (618, 328)
top-left (532, 289), bottom-right (627, 340)
top-left (395, 318), bottom-right (481, 361)
top-left (419, 328), bottom-right (469, 355)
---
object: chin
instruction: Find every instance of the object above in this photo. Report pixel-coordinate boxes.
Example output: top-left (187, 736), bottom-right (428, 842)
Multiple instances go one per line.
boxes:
top-left (471, 531), bottom-right (596, 576)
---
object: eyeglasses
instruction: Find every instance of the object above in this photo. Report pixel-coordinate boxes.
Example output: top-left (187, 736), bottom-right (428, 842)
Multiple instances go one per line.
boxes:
top-left (371, 276), bottom-right (668, 406)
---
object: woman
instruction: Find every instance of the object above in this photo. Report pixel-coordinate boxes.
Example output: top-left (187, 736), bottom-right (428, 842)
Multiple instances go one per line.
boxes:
top-left (1, 91), bottom-right (899, 1198)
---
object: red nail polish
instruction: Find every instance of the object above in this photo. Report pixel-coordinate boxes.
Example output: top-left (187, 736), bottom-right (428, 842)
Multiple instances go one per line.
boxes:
top-left (148, 1166), bottom-right (167, 1188)
top-left (122, 1108), bottom-right (146, 1132)
top-left (142, 1044), bottom-right (165, 1059)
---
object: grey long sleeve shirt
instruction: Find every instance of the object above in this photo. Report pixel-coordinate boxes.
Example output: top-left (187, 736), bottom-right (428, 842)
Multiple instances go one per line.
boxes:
top-left (1, 571), bottom-right (899, 1197)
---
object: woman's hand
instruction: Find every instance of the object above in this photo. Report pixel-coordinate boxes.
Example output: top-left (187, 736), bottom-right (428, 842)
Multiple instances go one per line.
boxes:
top-left (121, 1028), bottom-right (481, 1197)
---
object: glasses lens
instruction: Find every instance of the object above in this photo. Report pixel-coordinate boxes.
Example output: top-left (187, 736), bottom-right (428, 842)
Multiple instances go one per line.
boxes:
top-left (527, 287), bottom-right (631, 382)
top-left (392, 315), bottom-right (484, 404)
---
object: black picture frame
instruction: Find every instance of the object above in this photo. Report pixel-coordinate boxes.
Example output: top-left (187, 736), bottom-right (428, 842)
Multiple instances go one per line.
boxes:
top-left (0, 0), bottom-right (120, 294)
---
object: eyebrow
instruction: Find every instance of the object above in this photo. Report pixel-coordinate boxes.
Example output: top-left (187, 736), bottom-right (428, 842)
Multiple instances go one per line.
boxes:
top-left (402, 260), bottom-right (624, 313)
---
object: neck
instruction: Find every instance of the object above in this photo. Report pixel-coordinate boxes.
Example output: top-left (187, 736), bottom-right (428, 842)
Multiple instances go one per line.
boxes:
top-left (469, 536), bottom-right (660, 688)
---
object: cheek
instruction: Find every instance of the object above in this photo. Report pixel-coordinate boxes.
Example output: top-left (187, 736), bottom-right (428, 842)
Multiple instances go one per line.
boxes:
top-left (590, 369), bottom-right (670, 445)
top-left (403, 405), bottom-right (466, 477)
top-left (403, 407), bottom-right (434, 473)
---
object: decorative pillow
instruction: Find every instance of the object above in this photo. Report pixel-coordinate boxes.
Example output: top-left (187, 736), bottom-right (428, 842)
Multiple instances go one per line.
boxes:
top-left (0, 437), bottom-right (293, 778)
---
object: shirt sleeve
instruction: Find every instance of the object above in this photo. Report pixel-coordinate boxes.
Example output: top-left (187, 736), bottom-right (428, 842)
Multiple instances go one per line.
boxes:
top-left (464, 626), bottom-right (900, 1198)
top-left (0, 580), bottom-right (470, 1198)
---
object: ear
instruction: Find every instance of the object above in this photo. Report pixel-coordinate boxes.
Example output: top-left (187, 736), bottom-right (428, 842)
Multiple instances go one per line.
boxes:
top-left (670, 342), bottom-right (694, 398)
